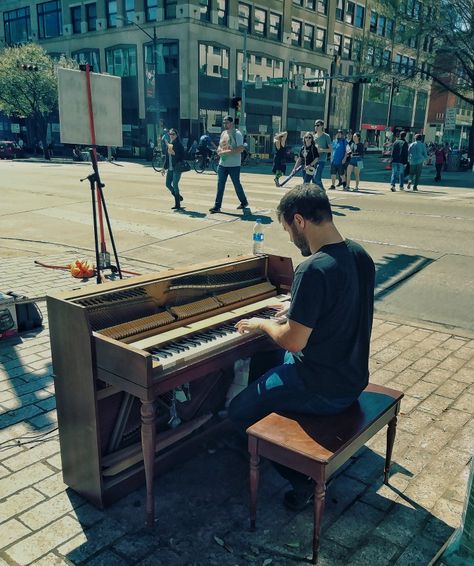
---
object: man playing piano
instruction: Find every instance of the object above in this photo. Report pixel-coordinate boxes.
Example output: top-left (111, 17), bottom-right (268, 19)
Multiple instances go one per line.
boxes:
top-left (230, 183), bottom-right (375, 511)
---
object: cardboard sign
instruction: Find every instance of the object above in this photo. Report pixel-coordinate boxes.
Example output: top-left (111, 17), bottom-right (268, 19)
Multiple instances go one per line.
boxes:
top-left (58, 68), bottom-right (123, 147)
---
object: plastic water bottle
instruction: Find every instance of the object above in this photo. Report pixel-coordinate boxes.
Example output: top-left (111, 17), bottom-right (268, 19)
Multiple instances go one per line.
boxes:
top-left (252, 219), bottom-right (264, 255)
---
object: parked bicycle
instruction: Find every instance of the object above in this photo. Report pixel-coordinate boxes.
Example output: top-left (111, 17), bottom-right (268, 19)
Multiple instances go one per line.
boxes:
top-left (241, 150), bottom-right (261, 167)
top-left (193, 149), bottom-right (219, 173)
top-left (152, 148), bottom-right (165, 173)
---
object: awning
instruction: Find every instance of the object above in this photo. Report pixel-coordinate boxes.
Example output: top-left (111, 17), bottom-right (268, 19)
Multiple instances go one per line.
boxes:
top-left (361, 123), bottom-right (386, 131)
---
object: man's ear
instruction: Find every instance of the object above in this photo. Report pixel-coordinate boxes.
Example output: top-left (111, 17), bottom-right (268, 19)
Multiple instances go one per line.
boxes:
top-left (293, 213), bottom-right (305, 229)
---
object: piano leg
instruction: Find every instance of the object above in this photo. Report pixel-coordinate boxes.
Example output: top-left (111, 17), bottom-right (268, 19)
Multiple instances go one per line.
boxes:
top-left (141, 399), bottom-right (156, 527)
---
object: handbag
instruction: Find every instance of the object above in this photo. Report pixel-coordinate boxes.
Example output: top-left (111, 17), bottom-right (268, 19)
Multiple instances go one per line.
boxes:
top-left (6, 292), bottom-right (43, 332)
top-left (357, 159), bottom-right (364, 170)
top-left (175, 160), bottom-right (191, 173)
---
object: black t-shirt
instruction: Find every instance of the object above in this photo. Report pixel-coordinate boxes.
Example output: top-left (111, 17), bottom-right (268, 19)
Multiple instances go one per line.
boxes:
top-left (287, 239), bottom-right (375, 400)
top-left (299, 144), bottom-right (319, 167)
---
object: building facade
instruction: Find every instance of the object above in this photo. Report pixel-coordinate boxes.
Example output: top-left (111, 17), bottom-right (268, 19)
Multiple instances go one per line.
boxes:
top-left (0, 0), bottom-right (433, 154)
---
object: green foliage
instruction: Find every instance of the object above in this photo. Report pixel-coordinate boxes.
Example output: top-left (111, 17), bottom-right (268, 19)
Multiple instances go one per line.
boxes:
top-left (0, 43), bottom-right (77, 119)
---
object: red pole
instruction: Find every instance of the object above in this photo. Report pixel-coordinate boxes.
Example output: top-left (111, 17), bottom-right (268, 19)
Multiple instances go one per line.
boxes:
top-left (84, 64), bottom-right (107, 253)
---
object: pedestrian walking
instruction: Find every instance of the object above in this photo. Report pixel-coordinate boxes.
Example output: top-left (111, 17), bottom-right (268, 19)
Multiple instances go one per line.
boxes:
top-left (390, 131), bottom-right (409, 192)
top-left (406, 134), bottom-right (428, 191)
top-left (313, 120), bottom-right (332, 189)
top-left (434, 144), bottom-right (446, 182)
top-left (163, 128), bottom-right (185, 210)
top-left (209, 116), bottom-right (248, 214)
top-left (272, 131), bottom-right (288, 186)
top-left (329, 130), bottom-right (347, 190)
top-left (345, 133), bottom-right (364, 191)
top-left (291, 132), bottom-right (319, 183)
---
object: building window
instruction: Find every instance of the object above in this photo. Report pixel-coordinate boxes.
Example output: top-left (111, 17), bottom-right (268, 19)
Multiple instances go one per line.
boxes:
top-left (315, 27), bottom-right (326, 51)
top-left (342, 36), bottom-right (352, 59)
top-left (383, 50), bottom-right (391, 70)
top-left (164, 0), bottom-right (177, 20)
top-left (335, 0), bottom-right (344, 21)
top-left (71, 6), bottom-right (81, 34)
top-left (386, 19), bottom-right (393, 38)
top-left (124, 0), bottom-right (135, 23)
top-left (376, 15), bottom-right (385, 36)
top-left (369, 11), bottom-right (377, 33)
top-left (217, 0), bottom-right (228, 26)
top-left (3, 7), bottom-right (31, 44)
top-left (72, 49), bottom-right (100, 72)
top-left (305, 0), bottom-right (316, 9)
top-left (38, 1), bottom-right (62, 39)
top-left (366, 45), bottom-right (374, 65)
top-left (86, 3), bottom-right (97, 31)
top-left (199, 0), bottom-right (210, 22)
top-left (333, 33), bottom-right (342, 56)
top-left (145, 41), bottom-right (178, 76)
top-left (145, 0), bottom-right (157, 22)
top-left (238, 3), bottom-right (251, 33)
top-left (106, 0), bottom-right (117, 28)
top-left (352, 39), bottom-right (361, 61)
top-left (291, 20), bottom-right (302, 46)
top-left (106, 45), bottom-right (137, 76)
top-left (303, 24), bottom-right (314, 50)
top-left (345, 2), bottom-right (355, 25)
top-left (293, 0), bottom-right (303, 6)
top-left (254, 8), bottom-right (266, 36)
top-left (269, 13), bottom-right (281, 41)
top-left (317, 0), bottom-right (327, 15)
top-left (199, 43), bottom-right (229, 78)
top-left (355, 5), bottom-right (364, 28)
top-left (237, 52), bottom-right (283, 82)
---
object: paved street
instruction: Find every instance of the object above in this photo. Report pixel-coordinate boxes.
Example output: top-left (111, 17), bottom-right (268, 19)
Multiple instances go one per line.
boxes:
top-left (0, 160), bottom-right (473, 565)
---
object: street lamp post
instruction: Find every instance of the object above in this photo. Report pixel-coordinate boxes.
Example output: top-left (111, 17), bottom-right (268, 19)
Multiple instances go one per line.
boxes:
top-left (386, 77), bottom-right (400, 129)
top-left (240, 30), bottom-right (248, 135)
top-left (325, 50), bottom-right (339, 133)
top-left (117, 16), bottom-right (159, 146)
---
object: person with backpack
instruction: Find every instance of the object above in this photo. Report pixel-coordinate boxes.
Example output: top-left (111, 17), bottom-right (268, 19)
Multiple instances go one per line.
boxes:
top-left (390, 131), bottom-right (409, 192)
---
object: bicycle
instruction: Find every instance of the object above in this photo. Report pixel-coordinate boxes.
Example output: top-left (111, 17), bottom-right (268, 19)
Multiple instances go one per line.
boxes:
top-left (241, 151), bottom-right (261, 167)
top-left (152, 149), bottom-right (165, 173)
top-left (193, 149), bottom-right (218, 174)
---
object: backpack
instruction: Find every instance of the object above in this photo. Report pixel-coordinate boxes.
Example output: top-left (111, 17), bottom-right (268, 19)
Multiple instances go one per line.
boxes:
top-left (6, 292), bottom-right (43, 332)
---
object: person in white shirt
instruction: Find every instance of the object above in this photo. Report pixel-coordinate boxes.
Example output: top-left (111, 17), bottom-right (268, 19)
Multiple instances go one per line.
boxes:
top-left (209, 116), bottom-right (249, 214)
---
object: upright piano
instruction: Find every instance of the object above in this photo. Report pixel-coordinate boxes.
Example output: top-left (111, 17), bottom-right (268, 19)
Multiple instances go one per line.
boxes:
top-left (48, 254), bottom-right (293, 525)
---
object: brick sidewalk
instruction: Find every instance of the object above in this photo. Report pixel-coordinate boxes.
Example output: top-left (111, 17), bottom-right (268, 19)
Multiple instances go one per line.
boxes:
top-left (0, 256), bottom-right (473, 565)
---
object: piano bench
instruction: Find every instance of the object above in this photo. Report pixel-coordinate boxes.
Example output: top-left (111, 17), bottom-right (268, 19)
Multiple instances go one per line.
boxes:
top-left (246, 383), bottom-right (403, 564)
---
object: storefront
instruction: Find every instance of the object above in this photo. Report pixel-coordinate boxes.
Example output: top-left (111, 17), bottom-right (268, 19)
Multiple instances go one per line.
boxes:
top-left (361, 123), bottom-right (387, 148)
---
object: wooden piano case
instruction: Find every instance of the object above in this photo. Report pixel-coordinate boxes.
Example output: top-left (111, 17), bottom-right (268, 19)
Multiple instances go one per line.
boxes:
top-left (47, 254), bottom-right (293, 509)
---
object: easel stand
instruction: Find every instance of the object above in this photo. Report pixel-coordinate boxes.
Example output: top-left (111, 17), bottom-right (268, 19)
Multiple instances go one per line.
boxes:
top-left (80, 150), bottom-right (122, 284)
top-left (81, 63), bottom-right (122, 284)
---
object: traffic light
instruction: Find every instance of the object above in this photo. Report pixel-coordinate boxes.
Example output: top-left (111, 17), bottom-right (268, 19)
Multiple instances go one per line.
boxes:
top-left (358, 77), bottom-right (374, 84)
top-left (306, 81), bottom-right (323, 88)
top-left (230, 96), bottom-right (241, 109)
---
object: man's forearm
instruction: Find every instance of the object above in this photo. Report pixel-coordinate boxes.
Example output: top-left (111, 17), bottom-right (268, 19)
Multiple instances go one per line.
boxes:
top-left (258, 319), bottom-right (296, 351)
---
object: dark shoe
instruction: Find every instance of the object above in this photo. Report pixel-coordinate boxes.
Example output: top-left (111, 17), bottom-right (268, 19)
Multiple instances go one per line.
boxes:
top-left (237, 202), bottom-right (249, 210)
top-left (413, 187), bottom-right (418, 191)
top-left (407, 181), bottom-right (412, 190)
top-left (390, 185), bottom-right (396, 192)
top-left (329, 185), bottom-right (336, 190)
top-left (179, 195), bottom-right (183, 201)
top-left (336, 180), bottom-right (343, 187)
top-left (283, 481), bottom-right (315, 511)
top-left (171, 205), bottom-right (181, 210)
top-left (209, 207), bottom-right (221, 213)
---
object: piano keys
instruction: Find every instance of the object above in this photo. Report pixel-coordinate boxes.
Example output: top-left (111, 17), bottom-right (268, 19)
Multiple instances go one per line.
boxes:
top-left (47, 254), bottom-right (293, 524)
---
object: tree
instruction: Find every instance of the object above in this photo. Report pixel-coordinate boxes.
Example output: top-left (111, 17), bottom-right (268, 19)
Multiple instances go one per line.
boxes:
top-left (0, 43), bottom-right (77, 157)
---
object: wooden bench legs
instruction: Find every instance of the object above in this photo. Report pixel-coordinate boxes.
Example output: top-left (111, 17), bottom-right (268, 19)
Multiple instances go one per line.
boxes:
top-left (248, 416), bottom-right (399, 564)
top-left (384, 416), bottom-right (398, 485)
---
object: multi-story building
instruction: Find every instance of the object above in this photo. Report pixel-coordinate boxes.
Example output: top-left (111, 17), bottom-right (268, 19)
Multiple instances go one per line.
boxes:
top-left (0, 0), bottom-right (433, 154)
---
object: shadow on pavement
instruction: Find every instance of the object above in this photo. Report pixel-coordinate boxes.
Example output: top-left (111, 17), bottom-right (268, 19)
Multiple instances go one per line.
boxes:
top-left (64, 442), bottom-right (449, 565)
top-left (375, 253), bottom-right (433, 301)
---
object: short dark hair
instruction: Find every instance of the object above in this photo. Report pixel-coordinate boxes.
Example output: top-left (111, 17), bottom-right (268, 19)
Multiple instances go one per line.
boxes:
top-left (277, 184), bottom-right (333, 225)
top-left (415, 133), bottom-right (423, 141)
top-left (400, 131), bottom-right (407, 140)
top-left (223, 115), bottom-right (233, 123)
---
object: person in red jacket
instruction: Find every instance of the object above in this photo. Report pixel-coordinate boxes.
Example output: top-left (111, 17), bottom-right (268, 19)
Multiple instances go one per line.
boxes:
top-left (434, 144), bottom-right (447, 182)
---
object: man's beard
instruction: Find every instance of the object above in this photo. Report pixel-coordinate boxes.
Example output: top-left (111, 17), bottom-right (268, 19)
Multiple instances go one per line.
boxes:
top-left (292, 229), bottom-right (312, 257)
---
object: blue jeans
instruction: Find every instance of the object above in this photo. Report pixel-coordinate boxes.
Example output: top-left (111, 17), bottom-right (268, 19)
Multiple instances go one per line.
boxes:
top-left (312, 160), bottom-right (326, 189)
top-left (214, 165), bottom-right (248, 209)
top-left (228, 350), bottom-right (355, 488)
top-left (165, 169), bottom-right (182, 198)
top-left (390, 162), bottom-right (405, 188)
